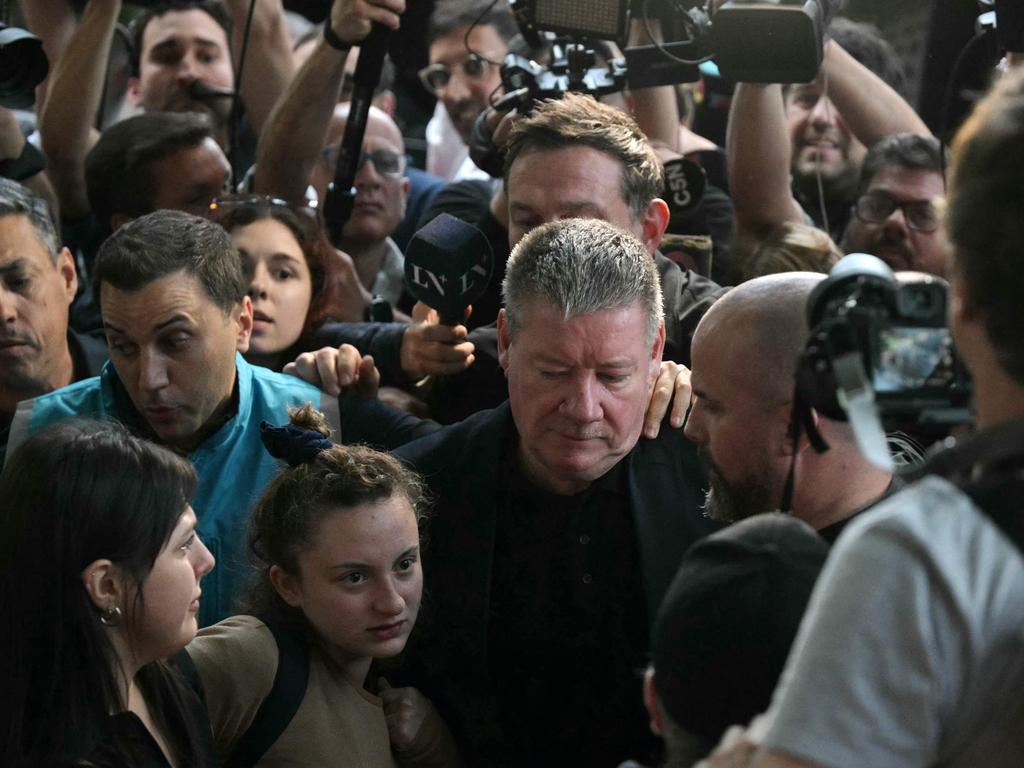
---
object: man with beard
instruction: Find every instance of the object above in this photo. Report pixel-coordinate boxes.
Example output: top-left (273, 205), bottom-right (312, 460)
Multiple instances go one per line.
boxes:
top-left (728, 20), bottom-right (928, 253)
top-left (421, 0), bottom-right (519, 181)
top-left (841, 133), bottom-right (949, 276)
top-left (40, 0), bottom-right (292, 223)
top-left (785, 19), bottom-right (912, 239)
top-left (684, 272), bottom-right (891, 542)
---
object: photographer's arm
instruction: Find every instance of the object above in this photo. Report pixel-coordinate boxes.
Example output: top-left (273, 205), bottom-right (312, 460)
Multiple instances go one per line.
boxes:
top-left (0, 108), bottom-right (59, 217)
top-left (627, 18), bottom-right (681, 152)
top-left (38, 0), bottom-right (119, 221)
top-left (253, 37), bottom-right (346, 200)
top-left (223, 0), bottom-right (294, 140)
top-left (820, 39), bottom-right (930, 145)
top-left (726, 82), bottom-right (806, 235)
top-left (20, 0), bottom-right (78, 112)
top-left (254, 0), bottom-right (404, 200)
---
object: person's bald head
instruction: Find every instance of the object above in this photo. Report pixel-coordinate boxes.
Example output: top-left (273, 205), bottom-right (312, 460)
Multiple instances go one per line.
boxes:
top-left (311, 104), bottom-right (409, 248)
top-left (695, 273), bottom-right (824, 402)
top-left (685, 273), bottom-right (824, 523)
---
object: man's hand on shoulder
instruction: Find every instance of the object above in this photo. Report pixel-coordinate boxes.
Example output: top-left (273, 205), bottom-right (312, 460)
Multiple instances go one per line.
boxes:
top-left (644, 361), bottom-right (692, 439)
top-left (283, 344), bottom-right (380, 398)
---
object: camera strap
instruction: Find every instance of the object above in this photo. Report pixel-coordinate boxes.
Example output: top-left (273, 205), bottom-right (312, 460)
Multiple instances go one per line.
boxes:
top-left (832, 349), bottom-right (894, 472)
top-left (903, 418), bottom-right (1024, 559)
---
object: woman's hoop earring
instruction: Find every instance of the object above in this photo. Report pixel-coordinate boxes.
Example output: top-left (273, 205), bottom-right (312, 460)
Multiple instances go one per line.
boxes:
top-left (99, 606), bottom-right (122, 626)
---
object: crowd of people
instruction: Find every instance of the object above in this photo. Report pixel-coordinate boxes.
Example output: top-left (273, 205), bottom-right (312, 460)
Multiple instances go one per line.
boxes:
top-left (1, 0), bottom-right (1023, 766)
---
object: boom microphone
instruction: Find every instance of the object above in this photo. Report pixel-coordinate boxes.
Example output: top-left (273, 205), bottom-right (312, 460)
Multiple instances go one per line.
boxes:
top-left (404, 214), bottom-right (495, 326)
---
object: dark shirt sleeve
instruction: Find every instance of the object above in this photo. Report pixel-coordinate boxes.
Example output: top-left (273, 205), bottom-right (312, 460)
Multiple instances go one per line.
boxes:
top-left (338, 392), bottom-right (441, 450)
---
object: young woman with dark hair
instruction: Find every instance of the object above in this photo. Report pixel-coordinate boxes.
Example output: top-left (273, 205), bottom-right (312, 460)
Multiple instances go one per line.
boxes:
top-left (208, 195), bottom-right (329, 372)
top-left (0, 419), bottom-right (217, 767)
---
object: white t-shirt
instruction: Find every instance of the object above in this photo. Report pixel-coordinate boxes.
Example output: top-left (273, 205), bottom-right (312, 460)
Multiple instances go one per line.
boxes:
top-left (762, 475), bottom-right (1024, 768)
top-left (425, 102), bottom-right (491, 183)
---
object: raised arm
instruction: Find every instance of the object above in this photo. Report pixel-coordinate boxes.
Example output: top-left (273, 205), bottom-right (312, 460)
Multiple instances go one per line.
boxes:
top-left (223, 0), bottom-right (295, 139)
top-left (254, 0), bottom-right (404, 200)
top-left (20, 0), bottom-right (79, 112)
top-left (252, 29), bottom-right (348, 200)
top-left (819, 39), bottom-right (930, 145)
top-left (38, 0), bottom-right (119, 221)
top-left (726, 82), bottom-right (806, 235)
top-left (0, 108), bottom-right (60, 218)
top-left (626, 18), bottom-right (681, 152)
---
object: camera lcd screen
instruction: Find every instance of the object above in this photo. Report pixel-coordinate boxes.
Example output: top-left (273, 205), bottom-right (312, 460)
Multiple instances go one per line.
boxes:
top-left (873, 325), bottom-right (956, 393)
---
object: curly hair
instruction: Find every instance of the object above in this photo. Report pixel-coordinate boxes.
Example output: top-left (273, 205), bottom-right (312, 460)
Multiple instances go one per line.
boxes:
top-left (243, 405), bottom-right (430, 625)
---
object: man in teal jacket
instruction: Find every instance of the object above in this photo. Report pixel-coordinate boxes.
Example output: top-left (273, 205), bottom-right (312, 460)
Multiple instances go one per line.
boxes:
top-left (7, 210), bottom-right (433, 625)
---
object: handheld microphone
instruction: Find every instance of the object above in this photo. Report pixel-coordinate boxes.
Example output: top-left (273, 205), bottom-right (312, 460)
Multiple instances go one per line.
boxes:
top-left (662, 156), bottom-right (708, 230)
top-left (404, 214), bottom-right (495, 326)
top-left (323, 23), bottom-right (391, 247)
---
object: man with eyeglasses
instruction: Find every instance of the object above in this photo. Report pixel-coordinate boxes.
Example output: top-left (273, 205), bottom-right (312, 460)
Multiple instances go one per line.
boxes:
top-left (309, 103), bottom-right (411, 313)
top-left (841, 133), bottom-right (950, 277)
top-left (420, 0), bottom-right (520, 181)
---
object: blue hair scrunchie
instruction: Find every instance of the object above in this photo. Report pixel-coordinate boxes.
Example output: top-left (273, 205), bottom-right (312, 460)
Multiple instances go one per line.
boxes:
top-left (259, 420), bottom-right (334, 467)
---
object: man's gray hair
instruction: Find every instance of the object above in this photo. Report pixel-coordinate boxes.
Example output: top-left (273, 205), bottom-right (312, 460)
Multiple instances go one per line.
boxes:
top-left (502, 218), bottom-right (664, 344)
top-left (0, 178), bottom-right (60, 262)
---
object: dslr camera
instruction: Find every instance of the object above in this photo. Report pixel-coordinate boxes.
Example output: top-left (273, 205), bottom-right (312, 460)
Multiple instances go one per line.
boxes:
top-left (796, 253), bottom-right (973, 433)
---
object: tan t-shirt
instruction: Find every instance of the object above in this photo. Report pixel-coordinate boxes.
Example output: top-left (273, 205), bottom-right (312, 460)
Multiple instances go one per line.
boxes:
top-left (187, 615), bottom-right (400, 768)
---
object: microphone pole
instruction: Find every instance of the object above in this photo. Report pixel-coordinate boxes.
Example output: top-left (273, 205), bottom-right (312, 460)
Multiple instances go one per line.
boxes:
top-left (323, 23), bottom-right (391, 248)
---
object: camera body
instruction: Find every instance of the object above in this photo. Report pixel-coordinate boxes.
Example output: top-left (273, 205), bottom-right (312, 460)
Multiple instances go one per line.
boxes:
top-left (499, 44), bottom-right (627, 113)
top-left (796, 254), bottom-right (973, 431)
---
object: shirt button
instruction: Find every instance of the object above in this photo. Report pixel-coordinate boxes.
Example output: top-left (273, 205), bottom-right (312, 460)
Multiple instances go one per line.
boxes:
top-left (579, 534), bottom-right (591, 545)
top-left (582, 573), bottom-right (593, 585)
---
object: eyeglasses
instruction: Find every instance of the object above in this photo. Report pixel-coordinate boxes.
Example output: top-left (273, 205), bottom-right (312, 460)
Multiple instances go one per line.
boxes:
top-left (853, 192), bottom-right (943, 233)
top-left (319, 146), bottom-right (407, 179)
top-left (418, 53), bottom-right (494, 95)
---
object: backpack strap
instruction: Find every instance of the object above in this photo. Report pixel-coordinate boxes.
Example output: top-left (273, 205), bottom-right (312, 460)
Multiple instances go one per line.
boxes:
top-left (224, 618), bottom-right (311, 768)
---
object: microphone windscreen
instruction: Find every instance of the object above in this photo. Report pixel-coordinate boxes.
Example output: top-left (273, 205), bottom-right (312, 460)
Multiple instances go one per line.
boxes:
top-left (663, 157), bottom-right (707, 229)
top-left (404, 213), bottom-right (495, 325)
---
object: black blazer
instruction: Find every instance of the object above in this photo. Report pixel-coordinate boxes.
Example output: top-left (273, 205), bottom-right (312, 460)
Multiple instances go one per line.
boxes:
top-left (392, 401), bottom-right (718, 765)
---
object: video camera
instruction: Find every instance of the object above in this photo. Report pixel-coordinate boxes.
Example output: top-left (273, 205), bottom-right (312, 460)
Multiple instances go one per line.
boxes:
top-left (794, 254), bottom-right (973, 467)
top-left (495, 0), bottom-right (834, 114)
